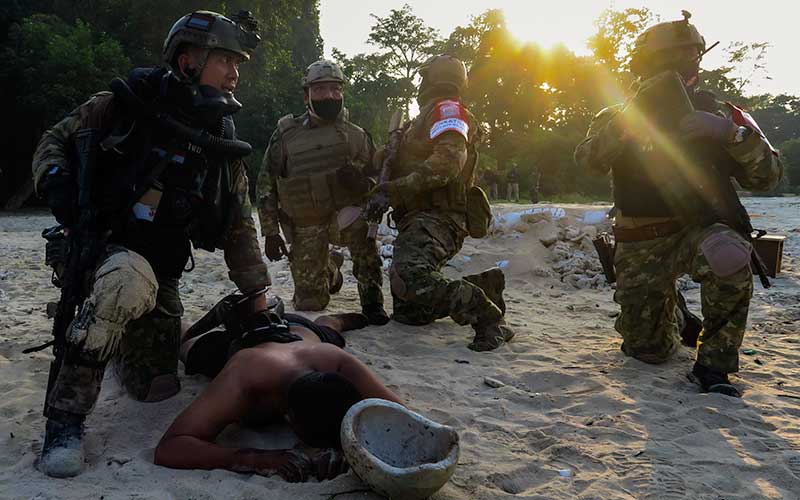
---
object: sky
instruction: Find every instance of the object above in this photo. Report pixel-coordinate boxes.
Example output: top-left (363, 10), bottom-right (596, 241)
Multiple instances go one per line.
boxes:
top-left (319, 0), bottom-right (800, 97)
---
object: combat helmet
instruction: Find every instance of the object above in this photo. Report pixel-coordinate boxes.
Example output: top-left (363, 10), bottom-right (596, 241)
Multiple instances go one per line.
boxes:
top-left (630, 11), bottom-right (705, 77)
top-left (302, 60), bottom-right (346, 88)
top-left (163, 10), bottom-right (261, 75)
top-left (418, 55), bottom-right (468, 95)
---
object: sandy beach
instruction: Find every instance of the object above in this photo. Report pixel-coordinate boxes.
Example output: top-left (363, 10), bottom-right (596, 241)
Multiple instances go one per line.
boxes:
top-left (1, 198), bottom-right (799, 499)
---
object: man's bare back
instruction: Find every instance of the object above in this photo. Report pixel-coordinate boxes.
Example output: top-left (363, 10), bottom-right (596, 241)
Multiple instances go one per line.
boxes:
top-left (155, 312), bottom-right (402, 482)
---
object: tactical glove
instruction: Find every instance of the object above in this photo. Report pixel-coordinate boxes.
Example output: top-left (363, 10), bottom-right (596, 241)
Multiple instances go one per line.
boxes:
top-left (42, 166), bottom-right (77, 227)
top-left (264, 234), bottom-right (288, 262)
top-left (680, 111), bottom-right (738, 143)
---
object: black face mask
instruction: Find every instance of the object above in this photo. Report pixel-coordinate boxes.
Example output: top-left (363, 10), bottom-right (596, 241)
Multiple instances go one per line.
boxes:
top-left (310, 98), bottom-right (343, 121)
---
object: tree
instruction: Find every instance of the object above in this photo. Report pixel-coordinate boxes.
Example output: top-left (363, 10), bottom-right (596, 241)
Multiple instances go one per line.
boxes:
top-left (366, 3), bottom-right (441, 109)
top-left (0, 13), bottom-right (130, 203)
top-left (587, 7), bottom-right (655, 74)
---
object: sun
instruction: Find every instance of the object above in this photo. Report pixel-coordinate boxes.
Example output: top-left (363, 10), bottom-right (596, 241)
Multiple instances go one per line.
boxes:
top-left (500, 3), bottom-right (600, 56)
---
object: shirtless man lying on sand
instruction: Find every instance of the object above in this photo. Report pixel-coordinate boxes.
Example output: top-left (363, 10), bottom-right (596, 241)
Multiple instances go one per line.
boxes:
top-left (153, 294), bottom-right (402, 482)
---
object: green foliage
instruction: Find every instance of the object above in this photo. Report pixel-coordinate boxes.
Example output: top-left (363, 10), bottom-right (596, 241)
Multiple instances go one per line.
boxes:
top-left (778, 138), bottom-right (800, 188)
top-left (3, 14), bottom-right (130, 125)
top-left (587, 8), bottom-right (655, 73)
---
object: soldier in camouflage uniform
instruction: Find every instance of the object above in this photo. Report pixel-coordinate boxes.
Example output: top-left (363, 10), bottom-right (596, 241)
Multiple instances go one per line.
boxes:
top-left (31, 11), bottom-right (270, 477)
top-left (372, 55), bottom-right (513, 351)
top-left (574, 12), bottom-right (783, 396)
top-left (257, 60), bottom-right (388, 324)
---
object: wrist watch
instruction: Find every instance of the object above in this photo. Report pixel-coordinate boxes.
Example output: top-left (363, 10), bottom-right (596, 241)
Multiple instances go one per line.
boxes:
top-left (732, 126), bottom-right (752, 144)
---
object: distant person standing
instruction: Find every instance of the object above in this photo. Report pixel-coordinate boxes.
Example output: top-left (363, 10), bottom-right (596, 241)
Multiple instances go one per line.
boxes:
top-left (506, 165), bottom-right (519, 201)
top-left (528, 168), bottom-right (541, 204)
top-left (485, 168), bottom-right (499, 200)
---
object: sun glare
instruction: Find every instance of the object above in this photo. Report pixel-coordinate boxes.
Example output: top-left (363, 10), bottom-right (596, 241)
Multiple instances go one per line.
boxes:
top-left (502, 3), bottom-right (597, 55)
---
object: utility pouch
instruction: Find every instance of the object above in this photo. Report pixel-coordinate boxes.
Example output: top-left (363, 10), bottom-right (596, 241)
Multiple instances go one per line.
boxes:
top-left (592, 232), bottom-right (617, 284)
top-left (466, 185), bottom-right (492, 238)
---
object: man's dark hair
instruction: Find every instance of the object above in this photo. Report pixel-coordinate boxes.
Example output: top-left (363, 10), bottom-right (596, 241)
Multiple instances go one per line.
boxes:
top-left (287, 371), bottom-right (363, 449)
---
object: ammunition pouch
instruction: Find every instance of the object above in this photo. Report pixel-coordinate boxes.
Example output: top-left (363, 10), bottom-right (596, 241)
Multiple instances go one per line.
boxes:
top-left (276, 167), bottom-right (365, 227)
top-left (465, 186), bottom-right (491, 238)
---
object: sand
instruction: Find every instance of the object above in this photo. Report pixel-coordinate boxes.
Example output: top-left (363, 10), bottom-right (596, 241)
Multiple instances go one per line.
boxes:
top-left (1, 198), bottom-right (799, 500)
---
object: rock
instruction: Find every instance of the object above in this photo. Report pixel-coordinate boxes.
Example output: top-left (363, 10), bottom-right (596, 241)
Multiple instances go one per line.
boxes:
top-left (580, 225), bottom-right (598, 239)
top-left (534, 222), bottom-right (559, 247)
top-left (484, 377), bottom-right (505, 388)
top-left (511, 221), bottom-right (530, 233)
top-left (522, 212), bottom-right (553, 224)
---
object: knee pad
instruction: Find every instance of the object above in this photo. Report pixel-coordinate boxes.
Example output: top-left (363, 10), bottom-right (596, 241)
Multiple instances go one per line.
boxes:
top-left (700, 232), bottom-right (751, 278)
top-left (389, 266), bottom-right (410, 300)
top-left (71, 250), bottom-right (158, 361)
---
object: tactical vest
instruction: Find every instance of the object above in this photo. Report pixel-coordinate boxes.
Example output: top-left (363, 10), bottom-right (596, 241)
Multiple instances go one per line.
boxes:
top-left (390, 101), bottom-right (479, 220)
top-left (611, 88), bottom-right (731, 219)
top-left (99, 112), bottom-right (236, 278)
top-left (274, 112), bottom-right (365, 226)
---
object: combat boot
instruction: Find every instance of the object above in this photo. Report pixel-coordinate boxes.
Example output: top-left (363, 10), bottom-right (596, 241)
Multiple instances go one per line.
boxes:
top-left (329, 250), bottom-right (345, 294)
top-left (677, 294), bottom-right (703, 347)
top-left (464, 267), bottom-right (506, 315)
top-left (362, 303), bottom-right (390, 325)
top-left (689, 362), bottom-right (742, 398)
top-left (469, 319), bottom-right (515, 352)
top-left (40, 411), bottom-right (85, 478)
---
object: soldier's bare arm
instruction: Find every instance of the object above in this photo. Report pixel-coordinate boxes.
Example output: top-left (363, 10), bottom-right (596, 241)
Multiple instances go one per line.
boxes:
top-left (383, 131), bottom-right (467, 197)
top-left (222, 160), bottom-right (271, 293)
top-left (574, 105), bottom-right (626, 175)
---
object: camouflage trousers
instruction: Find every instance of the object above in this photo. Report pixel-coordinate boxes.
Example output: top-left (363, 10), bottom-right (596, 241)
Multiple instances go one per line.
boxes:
top-left (390, 212), bottom-right (503, 326)
top-left (46, 246), bottom-right (182, 418)
top-left (289, 216), bottom-right (383, 311)
top-left (614, 223), bottom-right (753, 373)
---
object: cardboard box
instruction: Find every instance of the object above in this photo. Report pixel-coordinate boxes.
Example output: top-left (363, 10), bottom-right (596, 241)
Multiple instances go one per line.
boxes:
top-left (753, 234), bottom-right (786, 278)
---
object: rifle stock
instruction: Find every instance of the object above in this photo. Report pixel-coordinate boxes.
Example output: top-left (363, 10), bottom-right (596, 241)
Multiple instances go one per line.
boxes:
top-left (365, 109), bottom-right (405, 238)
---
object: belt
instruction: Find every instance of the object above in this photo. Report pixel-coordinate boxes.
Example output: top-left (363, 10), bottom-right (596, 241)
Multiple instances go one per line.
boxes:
top-left (613, 220), bottom-right (683, 242)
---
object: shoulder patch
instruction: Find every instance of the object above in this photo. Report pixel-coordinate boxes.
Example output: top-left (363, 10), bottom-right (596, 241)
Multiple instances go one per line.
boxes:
top-left (430, 99), bottom-right (469, 140)
top-left (725, 102), bottom-right (778, 155)
top-left (277, 113), bottom-right (297, 133)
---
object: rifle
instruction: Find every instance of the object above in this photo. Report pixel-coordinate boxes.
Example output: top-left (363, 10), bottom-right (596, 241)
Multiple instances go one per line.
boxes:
top-left (364, 109), bottom-right (405, 239)
top-left (713, 163), bottom-right (772, 288)
top-left (25, 129), bottom-right (106, 416)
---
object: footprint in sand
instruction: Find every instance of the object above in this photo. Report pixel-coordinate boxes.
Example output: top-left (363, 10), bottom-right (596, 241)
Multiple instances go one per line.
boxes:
top-left (487, 461), bottom-right (550, 495)
top-left (788, 455), bottom-right (800, 479)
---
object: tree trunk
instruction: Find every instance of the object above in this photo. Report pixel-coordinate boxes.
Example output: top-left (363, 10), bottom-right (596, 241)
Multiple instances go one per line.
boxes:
top-left (5, 177), bottom-right (34, 210)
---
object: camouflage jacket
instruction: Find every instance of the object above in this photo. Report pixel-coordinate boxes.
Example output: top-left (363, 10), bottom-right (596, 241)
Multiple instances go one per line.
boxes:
top-left (257, 110), bottom-right (375, 236)
top-left (384, 98), bottom-right (479, 225)
top-left (575, 97), bottom-right (783, 192)
top-left (31, 91), bottom-right (270, 292)
top-left (574, 87), bottom-right (783, 222)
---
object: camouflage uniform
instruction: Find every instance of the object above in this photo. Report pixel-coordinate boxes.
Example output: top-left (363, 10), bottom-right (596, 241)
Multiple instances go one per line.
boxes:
top-left (33, 86), bottom-right (269, 412)
top-left (385, 96), bottom-right (508, 348)
top-left (258, 111), bottom-right (383, 311)
top-left (575, 87), bottom-right (782, 374)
